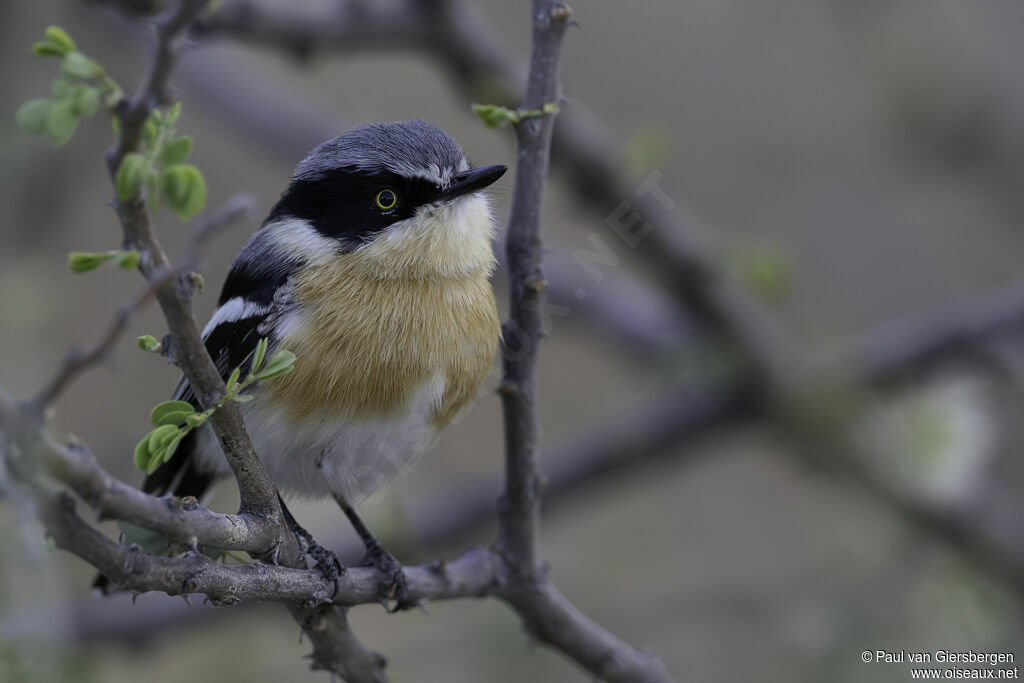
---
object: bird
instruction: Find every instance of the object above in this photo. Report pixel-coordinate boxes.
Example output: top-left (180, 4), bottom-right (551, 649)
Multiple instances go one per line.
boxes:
top-left (102, 120), bottom-right (506, 607)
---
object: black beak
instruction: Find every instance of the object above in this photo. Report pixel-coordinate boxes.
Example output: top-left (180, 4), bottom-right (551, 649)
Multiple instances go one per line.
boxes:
top-left (444, 164), bottom-right (507, 199)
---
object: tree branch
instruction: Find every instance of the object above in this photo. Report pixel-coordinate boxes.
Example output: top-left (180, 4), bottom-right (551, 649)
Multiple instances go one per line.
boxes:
top-left (490, 3), bottom-right (675, 682)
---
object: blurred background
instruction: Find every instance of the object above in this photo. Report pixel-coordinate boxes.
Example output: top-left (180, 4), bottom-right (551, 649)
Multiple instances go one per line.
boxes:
top-left (3, 1), bottom-right (1024, 681)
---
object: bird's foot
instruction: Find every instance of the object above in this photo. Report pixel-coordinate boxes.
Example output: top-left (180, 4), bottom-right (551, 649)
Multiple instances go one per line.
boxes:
top-left (362, 540), bottom-right (415, 612)
top-left (307, 540), bottom-right (345, 590)
top-left (283, 511), bottom-right (344, 593)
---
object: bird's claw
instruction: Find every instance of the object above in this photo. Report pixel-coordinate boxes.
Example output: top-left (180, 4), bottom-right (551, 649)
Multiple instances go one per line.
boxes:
top-left (307, 541), bottom-right (345, 596)
top-left (363, 542), bottom-right (416, 612)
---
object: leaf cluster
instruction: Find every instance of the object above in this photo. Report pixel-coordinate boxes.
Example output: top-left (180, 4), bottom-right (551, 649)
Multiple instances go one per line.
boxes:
top-left (116, 103), bottom-right (207, 220)
top-left (15, 26), bottom-right (122, 145)
top-left (133, 339), bottom-right (296, 474)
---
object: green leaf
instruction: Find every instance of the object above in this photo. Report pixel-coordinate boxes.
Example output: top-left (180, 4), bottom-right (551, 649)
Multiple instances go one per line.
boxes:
top-left (117, 250), bottom-right (140, 269)
top-left (71, 86), bottom-right (99, 118)
top-left (233, 394), bottom-right (254, 403)
top-left (67, 251), bottom-right (114, 273)
top-left (115, 152), bottom-right (149, 201)
top-left (251, 338), bottom-right (269, 375)
top-left (51, 80), bottom-right (72, 98)
top-left (137, 335), bottom-right (162, 353)
top-left (159, 136), bottom-right (193, 166)
top-left (141, 115), bottom-right (158, 151)
top-left (60, 52), bottom-right (100, 79)
top-left (44, 26), bottom-right (76, 54)
top-left (32, 42), bottom-right (65, 58)
top-left (45, 99), bottom-right (77, 145)
top-left (16, 99), bottom-right (51, 134)
top-left (542, 101), bottom-right (560, 115)
top-left (150, 400), bottom-right (196, 427)
top-left (225, 367), bottom-right (241, 394)
top-left (145, 168), bottom-right (160, 208)
top-left (471, 103), bottom-right (521, 128)
top-left (133, 434), bottom-right (152, 471)
top-left (147, 423), bottom-right (180, 452)
top-left (166, 102), bottom-right (181, 125)
top-left (254, 350), bottom-right (296, 381)
top-left (161, 431), bottom-right (185, 463)
top-left (159, 164), bottom-right (206, 220)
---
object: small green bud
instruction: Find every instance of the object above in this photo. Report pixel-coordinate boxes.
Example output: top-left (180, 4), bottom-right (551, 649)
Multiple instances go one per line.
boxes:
top-left (166, 102), bottom-right (182, 125)
top-left (471, 103), bottom-right (521, 128)
top-left (225, 367), bottom-right (241, 393)
top-left (32, 42), bottom-right (65, 58)
top-left (251, 338), bottom-right (269, 375)
top-left (67, 251), bottom-right (113, 273)
top-left (137, 335), bottom-right (162, 353)
top-left (44, 26), bottom-right (76, 54)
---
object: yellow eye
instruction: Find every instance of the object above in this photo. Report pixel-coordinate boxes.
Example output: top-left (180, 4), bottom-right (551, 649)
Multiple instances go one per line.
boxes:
top-left (374, 188), bottom-right (398, 211)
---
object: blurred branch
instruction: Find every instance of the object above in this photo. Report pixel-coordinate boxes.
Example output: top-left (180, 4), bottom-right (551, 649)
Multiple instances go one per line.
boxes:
top-left (28, 268), bottom-right (173, 412)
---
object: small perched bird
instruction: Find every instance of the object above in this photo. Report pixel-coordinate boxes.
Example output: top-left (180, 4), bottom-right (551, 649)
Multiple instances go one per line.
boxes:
top-left (122, 120), bottom-right (505, 604)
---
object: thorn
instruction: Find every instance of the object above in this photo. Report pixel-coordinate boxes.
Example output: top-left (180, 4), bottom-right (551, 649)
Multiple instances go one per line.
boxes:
top-left (131, 592), bottom-right (139, 605)
top-left (181, 594), bottom-right (192, 606)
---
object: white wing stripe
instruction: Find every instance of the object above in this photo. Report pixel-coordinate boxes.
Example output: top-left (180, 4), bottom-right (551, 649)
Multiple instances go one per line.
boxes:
top-left (202, 297), bottom-right (271, 338)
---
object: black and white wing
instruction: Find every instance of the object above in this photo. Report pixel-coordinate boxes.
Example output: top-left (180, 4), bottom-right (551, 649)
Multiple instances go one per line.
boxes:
top-left (142, 228), bottom-right (301, 497)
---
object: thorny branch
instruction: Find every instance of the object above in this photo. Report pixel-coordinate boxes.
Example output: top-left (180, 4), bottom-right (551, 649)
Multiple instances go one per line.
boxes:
top-left (180, 0), bottom-right (1024, 600)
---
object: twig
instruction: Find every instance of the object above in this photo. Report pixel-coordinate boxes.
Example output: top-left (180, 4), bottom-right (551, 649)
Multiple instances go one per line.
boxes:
top-left (491, 3), bottom-right (676, 682)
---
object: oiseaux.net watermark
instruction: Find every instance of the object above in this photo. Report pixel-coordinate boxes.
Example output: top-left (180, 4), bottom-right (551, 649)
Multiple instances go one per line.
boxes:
top-left (862, 649), bottom-right (1018, 679)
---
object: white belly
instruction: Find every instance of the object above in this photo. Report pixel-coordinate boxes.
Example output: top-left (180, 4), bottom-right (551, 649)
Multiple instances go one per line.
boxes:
top-left (192, 374), bottom-right (445, 504)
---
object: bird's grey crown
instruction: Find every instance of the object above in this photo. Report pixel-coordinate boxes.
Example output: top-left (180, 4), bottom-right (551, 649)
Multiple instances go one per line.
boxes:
top-left (293, 119), bottom-right (470, 188)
